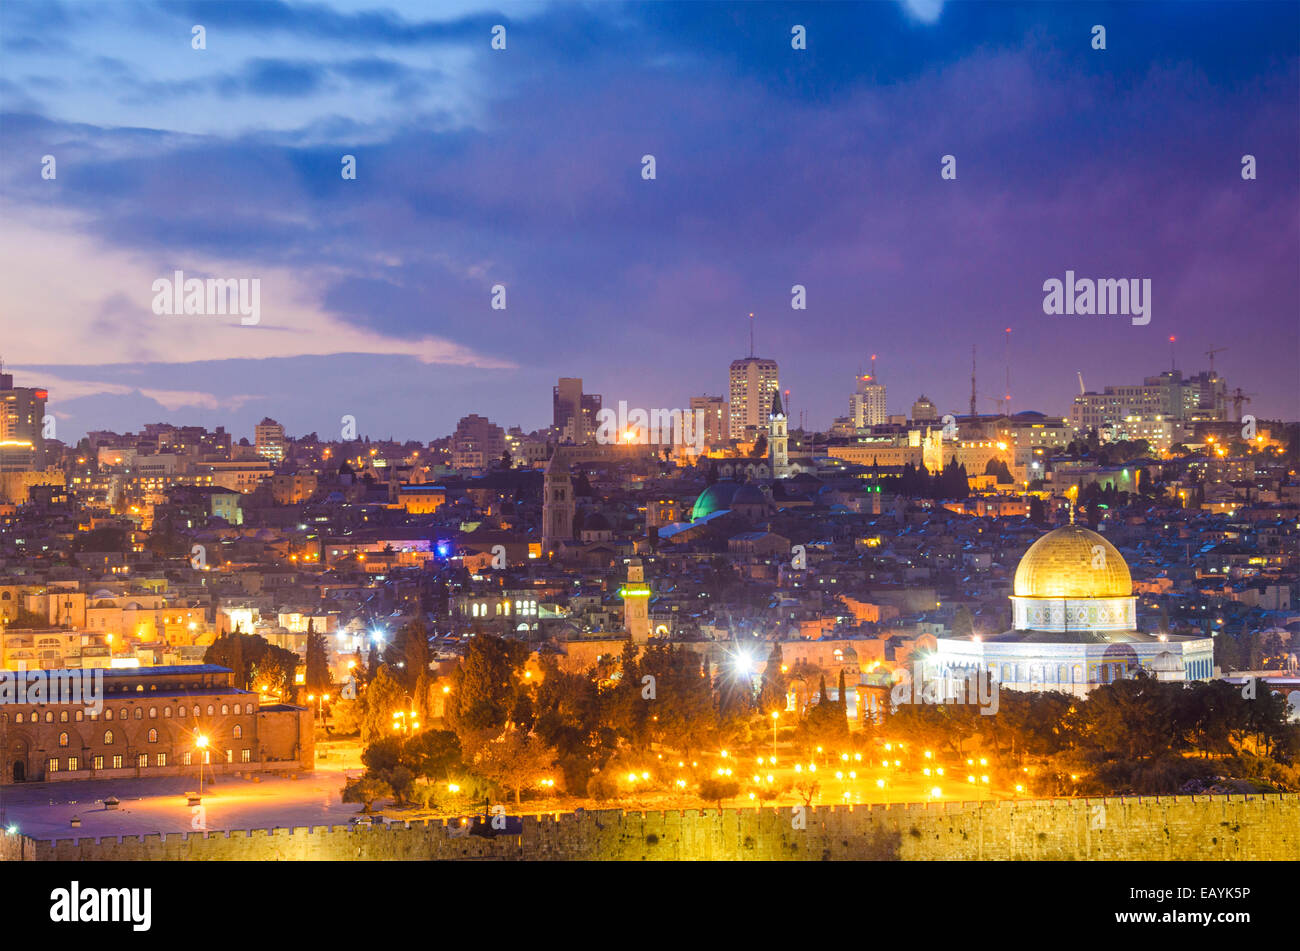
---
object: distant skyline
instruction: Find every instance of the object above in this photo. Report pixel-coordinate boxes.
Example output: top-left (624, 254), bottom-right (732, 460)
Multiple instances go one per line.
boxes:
top-left (1, 0), bottom-right (1296, 442)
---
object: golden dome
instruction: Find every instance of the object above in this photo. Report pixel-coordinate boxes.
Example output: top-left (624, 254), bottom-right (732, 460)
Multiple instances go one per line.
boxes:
top-left (1013, 526), bottom-right (1131, 599)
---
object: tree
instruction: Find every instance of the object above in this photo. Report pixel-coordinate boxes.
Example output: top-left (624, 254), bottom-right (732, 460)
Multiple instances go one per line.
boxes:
top-left (385, 617), bottom-right (431, 693)
top-left (837, 669), bottom-right (850, 733)
top-left (342, 774), bottom-right (392, 814)
top-left (360, 665), bottom-right (410, 744)
top-left (757, 643), bottom-right (787, 715)
top-left (304, 621), bottom-right (331, 694)
top-left (951, 607), bottom-right (975, 639)
top-left (473, 728), bottom-right (553, 805)
top-left (204, 631), bottom-right (298, 696)
top-left (793, 779), bottom-right (820, 807)
top-left (445, 633), bottom-right (530, 739)
top-left (698, 777), bottom-right (740, 810)
top-left (403, 729), bottom-right (463, 782)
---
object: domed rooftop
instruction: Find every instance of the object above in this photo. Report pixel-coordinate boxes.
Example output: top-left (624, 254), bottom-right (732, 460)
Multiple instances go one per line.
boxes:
top-left (1013, 525), bottom-right (1131, 599)
top-left (691, 481), bottom-right (740, 520)
top-left (732, 484), bottom-right (767, 506)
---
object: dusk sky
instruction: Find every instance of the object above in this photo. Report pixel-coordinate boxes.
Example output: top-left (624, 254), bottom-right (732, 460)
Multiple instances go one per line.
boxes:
top-left (1, 0), bottom-right (1297, 444)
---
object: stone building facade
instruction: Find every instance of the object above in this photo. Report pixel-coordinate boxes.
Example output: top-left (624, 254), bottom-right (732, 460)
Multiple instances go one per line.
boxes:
top-left (0, 664), bottom-right (312, 784)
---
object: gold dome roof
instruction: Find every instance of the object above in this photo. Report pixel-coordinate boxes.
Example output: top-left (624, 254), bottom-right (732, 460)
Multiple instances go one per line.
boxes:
top-left (1013, 526), bottom-right (1131, 599)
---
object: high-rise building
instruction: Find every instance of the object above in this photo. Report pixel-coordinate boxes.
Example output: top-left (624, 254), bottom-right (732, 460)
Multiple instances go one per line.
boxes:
top-left (1071, 369), bottom-right (1227, 434)
top-left (254, 418), bottom-right (286, 463)
top-left (552, 378), bottom-right (602, 445)
top-left (911, 395), bottom-right (939, 423)
top-left (729, 358), bottom-right (779, 440)
top-left (690, 395), bottom-right (729, 446)
top-left (849, 373), bottom-right (887, 428)
top-left (0, 371), bottom-right (48, 472)
top-left (451, 414), bottom-right (506, 469)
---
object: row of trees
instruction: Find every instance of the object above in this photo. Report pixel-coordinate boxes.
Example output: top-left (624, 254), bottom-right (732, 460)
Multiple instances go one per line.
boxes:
top-left (341, 632), bottom-right (854, 803)
top-left (882, 674), bottom-right (1299, 795)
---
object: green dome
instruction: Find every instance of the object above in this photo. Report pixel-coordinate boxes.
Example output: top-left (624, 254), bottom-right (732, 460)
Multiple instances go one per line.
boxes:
top-left (691, 480), bottom-right (741, 520)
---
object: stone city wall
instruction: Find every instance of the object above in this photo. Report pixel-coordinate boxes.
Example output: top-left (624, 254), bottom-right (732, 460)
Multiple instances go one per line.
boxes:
top-left (6, 793), bottom-right (1296, 861)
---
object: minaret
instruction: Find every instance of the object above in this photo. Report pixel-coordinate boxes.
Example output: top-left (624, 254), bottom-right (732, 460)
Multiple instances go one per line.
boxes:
top-left (621, 558), bottom-right (651, 644)
top-left (541, 453), bottom-right (574, 554)
top-left (768, 389), bottom-right (790, 479)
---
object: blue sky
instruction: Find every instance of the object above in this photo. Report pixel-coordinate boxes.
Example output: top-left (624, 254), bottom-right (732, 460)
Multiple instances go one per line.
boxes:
top-left (1, 0), bottom-right (1296, 443)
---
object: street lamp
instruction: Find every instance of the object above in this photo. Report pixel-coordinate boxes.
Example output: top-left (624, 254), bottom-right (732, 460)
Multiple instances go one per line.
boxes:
top-left (770, 711), bottom-right (779, 758)
top-left (195, 734), bottom-right (209, 797)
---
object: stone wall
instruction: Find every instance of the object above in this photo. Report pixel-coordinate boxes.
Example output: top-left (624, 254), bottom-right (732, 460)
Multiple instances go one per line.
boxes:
top-left (6, 794), bottom-right (1296, 861)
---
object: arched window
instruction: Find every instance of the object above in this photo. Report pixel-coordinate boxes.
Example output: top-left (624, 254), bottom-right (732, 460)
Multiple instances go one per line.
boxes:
top-left (233, 725), bottom-right (243, 739)
top-left (58, 732), bottom-right (69, 748)
top-left (59, 710), bottom-right (68, 722)
top-left (103, 730), bottom-right (114, 745)
top-left (164, 707), bottom-right (172, 718)
top-left (193, 705), bottom-right (200, 717)
top-left (45, 711), bottom-right (54, 722)
top-left (221, 704), bottom-right (228, 715)
top-left (148, 729), bottom-right (158, 744)
top-left (206, 705), bottom-right (214, 715)
top-left (118, 709), bottom-right (127, 720)
top-left (14, 713), bottom-right (22, 724)
top-left (149, 707), bottom-right (157, 718)
top-left (134, 708), bottom-right (143, 719)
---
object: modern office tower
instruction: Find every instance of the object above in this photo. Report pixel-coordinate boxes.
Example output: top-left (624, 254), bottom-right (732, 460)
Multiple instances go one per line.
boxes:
top-left (690, 395), bottom-right (729, 445)
top-left (552, 378), bottom-right (602, 444)
top-left (729, 358), bottom-right (779, 441)
top-left (1071, 369), bottom-right (1228, 434)
top-left (580, 393), bottom-right (602, 442)
top-left (911, 395), bottom-right (939, 423)
top-left (768, 390), bottom-right (790, 479)
top-left (0, 370), bottom-right (48, 472)
top-left (254, 418), bottom-right (286, 463)
top-left (849, 372), bottom-right (887, 428)
top-left (451, 414), bottom-right (506, 469)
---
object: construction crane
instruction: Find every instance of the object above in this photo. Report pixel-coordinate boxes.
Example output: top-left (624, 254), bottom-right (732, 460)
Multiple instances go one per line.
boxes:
top-left (1231, 388), bottom-right (1256, 421)
top-left (1205, 347), bottom-right (1228, 377)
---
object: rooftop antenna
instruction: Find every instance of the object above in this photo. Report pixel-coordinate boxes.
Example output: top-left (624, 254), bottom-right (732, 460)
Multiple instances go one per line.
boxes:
top-left (748, 312), bottom-right (755, 359)
top-left (1003, 327), bottom-right (1011, 416)
top-left (969, 346), bottom-right (977, 418)
top-left (1169, 335), bottom-right (1177, 373)
top-left (870, 353), bottom-right (877, 381)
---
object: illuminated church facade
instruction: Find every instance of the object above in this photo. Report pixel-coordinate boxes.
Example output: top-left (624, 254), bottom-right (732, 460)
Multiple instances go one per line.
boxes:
top-left (928, 525), bottom-right (1215, 698)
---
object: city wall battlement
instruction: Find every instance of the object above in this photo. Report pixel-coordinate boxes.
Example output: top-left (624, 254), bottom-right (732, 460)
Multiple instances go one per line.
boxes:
top-left (1, 794), bottom-right (1295, 861)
